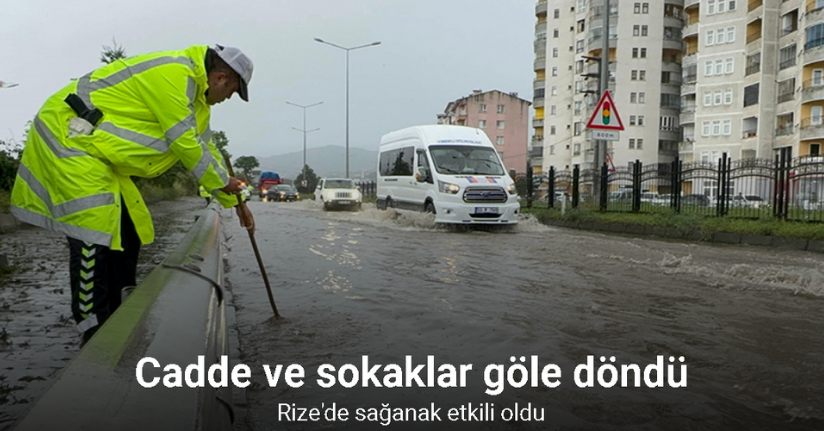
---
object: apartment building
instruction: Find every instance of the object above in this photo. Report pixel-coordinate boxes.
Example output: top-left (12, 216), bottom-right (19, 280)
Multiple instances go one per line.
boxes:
top-left (437, 90), bottom-right (532, 172)
top-left (535, 0), bottom-right (684, 173)
top-left (684, 0), bottom-right (823, 165)
top-left (533, 0), bottom-right (824, 177)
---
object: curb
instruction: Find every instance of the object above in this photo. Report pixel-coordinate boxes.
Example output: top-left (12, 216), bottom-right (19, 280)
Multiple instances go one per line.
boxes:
top-left (540, 218), bottom-right (821, 254)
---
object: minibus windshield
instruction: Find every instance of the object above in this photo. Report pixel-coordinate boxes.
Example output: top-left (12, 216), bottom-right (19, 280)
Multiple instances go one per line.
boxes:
top-left (428, 145), bottom-right (505, 176)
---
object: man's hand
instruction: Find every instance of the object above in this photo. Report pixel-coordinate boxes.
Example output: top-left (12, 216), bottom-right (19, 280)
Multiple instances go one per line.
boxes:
top-left (236, 203), bottom-right (255, 234)
top-left (221, 177), bottom-right (245, 195)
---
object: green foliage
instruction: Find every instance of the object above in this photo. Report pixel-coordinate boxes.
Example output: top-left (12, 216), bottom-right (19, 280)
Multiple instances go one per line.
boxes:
top-left (234, 156), bottom-right (259, 182)
top-left (294, 165), bottom-right (320, 194)
top-left (212, 131), bottom-right (231, 164)
top-left (0, 190), bottom-right (9, 214)
top-left (101, 38), bottom-right (127, 64)
top-left (0, 139), bottom-right (22, 192)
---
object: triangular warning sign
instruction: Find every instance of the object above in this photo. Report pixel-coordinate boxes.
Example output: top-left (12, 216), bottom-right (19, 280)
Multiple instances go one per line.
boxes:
top-left (586, 90), bottom-right (624, 131)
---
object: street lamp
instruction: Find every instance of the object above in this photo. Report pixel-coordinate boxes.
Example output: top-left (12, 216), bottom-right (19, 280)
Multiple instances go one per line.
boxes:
top-left (314, 37), bottom-right (381, 178)
top-left (286, 100), bottom-right (323, 188)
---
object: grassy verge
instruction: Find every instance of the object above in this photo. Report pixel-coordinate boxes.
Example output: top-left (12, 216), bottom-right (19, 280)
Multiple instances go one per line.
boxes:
top-left (523, 206), bottom-right (824, 240)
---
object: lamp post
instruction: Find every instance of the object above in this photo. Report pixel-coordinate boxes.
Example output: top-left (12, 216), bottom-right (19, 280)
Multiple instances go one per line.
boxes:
top-left (286, 101), bottom-right (323, 189)
top-left (314, 38), bottom-right (381, 178)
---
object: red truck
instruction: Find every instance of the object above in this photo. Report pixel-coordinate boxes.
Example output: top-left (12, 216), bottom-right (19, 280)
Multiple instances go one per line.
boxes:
top-left (258, 171), bottom-right (282, 198)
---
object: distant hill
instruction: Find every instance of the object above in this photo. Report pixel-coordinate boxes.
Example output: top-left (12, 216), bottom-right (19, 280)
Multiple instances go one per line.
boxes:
top-left (256, 145), bottom-right (378, 180)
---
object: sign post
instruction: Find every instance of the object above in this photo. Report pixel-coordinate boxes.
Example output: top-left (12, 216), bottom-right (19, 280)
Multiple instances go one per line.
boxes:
top-left (586, 90), bottom-right (624, 140)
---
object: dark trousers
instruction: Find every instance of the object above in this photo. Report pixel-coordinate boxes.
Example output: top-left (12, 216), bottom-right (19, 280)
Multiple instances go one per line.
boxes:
top-left (68, 203), bottom-right (140, 342)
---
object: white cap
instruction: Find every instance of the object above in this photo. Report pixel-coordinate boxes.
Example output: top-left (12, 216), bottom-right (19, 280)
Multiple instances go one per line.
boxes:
top-left (214, 45), bottom-right (253, 102)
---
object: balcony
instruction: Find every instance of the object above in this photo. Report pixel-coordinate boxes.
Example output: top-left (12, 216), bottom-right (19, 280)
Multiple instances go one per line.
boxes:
top-left (536, 1), bottom-right (547, 16)
top-left (659, 128), bottom-right (682, 142)
top-left (533, 96), bottom-right (545, 108)
top-left (747, 28), bottom-right (762, 45)
top-left (533, 118), bottom-right (545, 128)
top-left (682, 53), bottom-right (697, 67)
top-left (776, 124), bottom-right (795, 137)
top-left (681, 82), bottom-right (696, 95)
top-left (535, 22), bottom-right (547, 35)
top-left (742, 130), bottom-right (758, 139)
top-left (777, 91), bottom-right (795, 104)
top-left (802, 80), bottom-right (824, 102)
top-left (748, 0), bottom-right (764, 20)
top-left (662, 37), bottom-right (683, 51)
top-left (746, 61), bottom-right (761, 76)
top-left (804, 41), bottom-right (824, 65)
top-left (800, 117), bottom-right (824, 139)
top-left (534, 56), bottom-right (546, 71)
top-left (534, 79), bottom-right (545, 90)
top-left (809, 1), bottom-right (824, 24)
top-left (680, 110), bottom-right (696, 125)
top-left (685, 0), bottom-right (700, 8)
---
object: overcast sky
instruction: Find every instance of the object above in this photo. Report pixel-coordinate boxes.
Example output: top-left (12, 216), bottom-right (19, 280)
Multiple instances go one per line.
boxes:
top-left (1, 0), bottom-right (534, 159)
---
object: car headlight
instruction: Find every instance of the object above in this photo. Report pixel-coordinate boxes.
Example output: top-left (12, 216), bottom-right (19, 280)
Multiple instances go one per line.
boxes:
top-left (438, 181), bottom-right (460, 194)
top-left (506, 183), bottom-right (517, 195)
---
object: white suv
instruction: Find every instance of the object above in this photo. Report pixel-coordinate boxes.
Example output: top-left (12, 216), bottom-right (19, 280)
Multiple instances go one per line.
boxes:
top-left (315, 178), bottom-right (362, 211)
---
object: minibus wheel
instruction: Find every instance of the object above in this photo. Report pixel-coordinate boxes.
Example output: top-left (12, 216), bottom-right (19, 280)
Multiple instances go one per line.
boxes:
top-left (425, 202), bottom-right (436, 214)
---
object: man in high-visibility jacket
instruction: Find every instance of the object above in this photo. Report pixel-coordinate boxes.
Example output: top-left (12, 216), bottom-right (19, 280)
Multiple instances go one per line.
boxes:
top-left (10, 44), bottom-right (255, 343)
top-left (199, 185), bottom-right (212, 205)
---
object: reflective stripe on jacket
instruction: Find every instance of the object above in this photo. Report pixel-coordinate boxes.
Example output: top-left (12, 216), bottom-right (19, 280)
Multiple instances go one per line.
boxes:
top-left (11, 45), bottom-right (236, 250)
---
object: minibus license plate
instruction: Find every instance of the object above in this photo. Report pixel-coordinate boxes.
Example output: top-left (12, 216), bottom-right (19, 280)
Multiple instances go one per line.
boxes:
top-left (474, 207), bottom-right (498, 214)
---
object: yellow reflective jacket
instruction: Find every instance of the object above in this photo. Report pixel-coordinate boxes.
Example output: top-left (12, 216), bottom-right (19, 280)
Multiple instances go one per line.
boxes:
top-left (11, 45), bottom-right (237, 250)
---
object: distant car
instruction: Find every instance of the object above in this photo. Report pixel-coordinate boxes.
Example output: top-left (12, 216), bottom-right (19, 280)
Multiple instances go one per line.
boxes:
top-left (731, 194), bottom-right (767, 209)
top-left (315, 178), bottom-right (362, 211)
top-left (264, 184), bottom-right (299, 202)
top-left (681, 194), bottom-right (711, 207)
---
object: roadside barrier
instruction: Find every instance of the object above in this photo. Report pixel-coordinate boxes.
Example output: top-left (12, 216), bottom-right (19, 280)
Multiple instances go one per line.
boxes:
top-left (13, 207), bottom-right (233, 431)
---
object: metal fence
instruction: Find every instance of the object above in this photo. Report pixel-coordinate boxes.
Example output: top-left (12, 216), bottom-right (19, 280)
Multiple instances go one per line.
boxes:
top-left (526, 155), bottom-right (824, 222)
top-left (356, 181), bottom-right (377, 198)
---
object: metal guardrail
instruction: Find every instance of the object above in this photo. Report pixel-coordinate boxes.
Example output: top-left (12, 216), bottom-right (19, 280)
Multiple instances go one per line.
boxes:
top-left (12, 207), bottom-right (233, 431)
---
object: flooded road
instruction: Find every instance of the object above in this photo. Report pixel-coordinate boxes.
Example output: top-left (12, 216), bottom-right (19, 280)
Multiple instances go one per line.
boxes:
top-left (225, 200), bottom-right (824, 431)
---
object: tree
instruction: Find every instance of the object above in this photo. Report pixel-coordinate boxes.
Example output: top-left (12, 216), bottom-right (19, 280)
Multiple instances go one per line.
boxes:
top-left (101, 38), bottom-right (127, 64)
top-left (234, 156), bottom-right (259, 183)
top-left (0, 139), bottom-right (22, 191)
top-left (212, 131), bottom-right (232, 164)
top-left (294, 165), bottom-right (320, 194)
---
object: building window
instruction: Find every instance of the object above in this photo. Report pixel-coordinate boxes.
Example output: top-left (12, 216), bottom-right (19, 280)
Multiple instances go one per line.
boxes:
top-left (727, 27), bottom-right (735, 42)
top-left (642, 3), bottom-right (648, 13)
top-left (629, 138), bottom-right (635, 149)
top-left (633, 25), bottom-right (640, 36)
top-left (807, 23), bottom-right (824, 50)
top-left (744, 83), bottom-right (759, 106)
top-left (630, 115), bottom-right (637, 125)
top-left (479, 104), bottom-right (487, 113)
top-left (553, 29), bottom-right (559, 38)
top-left (550, 125), bottom-right (556, 135)
top-left (497, 120), bottom-right (505, 129)
top-left (642, 25), bottom-right (648, 36)
top-left (704, 91), bottom-right (712, 106)
top-left (551, 86), bottom-right (557, 96)
top-left (574, 122), bottom-right (583, 135)
top-left (631, 70), bottom-right (638, 80)
top-left (702, 121), bottom-right (711, 136)
top-left (550, 105), bottom-right (557, 115)
top-left (637, 138), bottom-right (644, 149)
top-left (639, 70), bottom-right (646, 81)
top-left (638, 116), bottom-right (645, 125)
top-left (634, 2), bottom-right (641, 13)
top-left (705, 61), bottom-right (714, 76)
top-left (706, 31), bottom-right (714, 46)
top-left (496, 136), bottom-right (505, 146)
top-left (550, 144), bottom-right (555, 155)
top-left (479, 120), bottom-right (486, 128)
top-left (714, 90), bottom-right (722, 105)
top-left (497, 104), bottom-right (505, 114)
top-left (708, 0), bottom-right (716, 14)
top-left (717, 29), bottom-right (725, 44)
top-left (722, 119), bottom-right (732, 135)
top-left (779, 44), bottom-right (797, 70)
top-left (639, 92), bottom-right (646, 103)
top-left (725, 58), bottom-right (734, 74)
top-left (554, 9), bottom-right (560, 18)
top-left (640, 48), bottom-right (647, 58)
top-left (725, 89), bottom-right (733, 104)
top-left (576, 40), bottom-right (585, 53)
top-left (712, 120), bottom-right (721, 136)
top-left (630, 92), bottom-right (637, 103)
top-left (811, 143), bottom-right (821, 156)
top-left (719, 0), bottom-right (727, 12)
top-left (552, 67), bottom-right (558, 77)
top-left (553, 47), bottom-right (559, 57)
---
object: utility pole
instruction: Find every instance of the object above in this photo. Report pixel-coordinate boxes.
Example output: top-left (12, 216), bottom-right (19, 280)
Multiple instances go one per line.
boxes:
top-left (594, 0), bottom-right (610, 203)
top-left (286, 101), bottom-right (322, 190)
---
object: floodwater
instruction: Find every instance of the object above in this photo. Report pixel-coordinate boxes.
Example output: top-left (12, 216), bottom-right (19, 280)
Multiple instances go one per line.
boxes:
top-left (0, 198), bottom-right (205, 431)
top-left (225, 200), bottom-right (824, 431)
